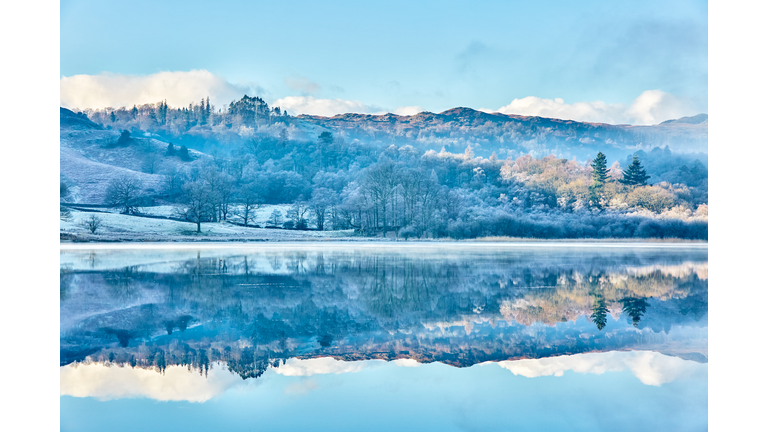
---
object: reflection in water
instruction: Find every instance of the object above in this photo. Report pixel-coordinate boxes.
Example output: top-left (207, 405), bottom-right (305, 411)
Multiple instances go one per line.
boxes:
top-left (60, 350), bottom-right (706, 403)
top-left (60, 245), bottom-right (707, 382)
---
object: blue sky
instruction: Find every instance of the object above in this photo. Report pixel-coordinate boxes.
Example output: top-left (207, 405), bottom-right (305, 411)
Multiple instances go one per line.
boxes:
top-left (60, 0), bottom-right (708, 123)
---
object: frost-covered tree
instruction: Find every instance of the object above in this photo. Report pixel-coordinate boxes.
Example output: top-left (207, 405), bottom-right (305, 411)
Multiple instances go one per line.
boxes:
top-left (105, 176), bottom-right (143, 214)
top-left (236, 183), bottom-right (261, 227)
top-left (82, 214), bottom-right (103, 234)
top-left (180, 181), bottom-right (215, 233)
top-left (268, 209), bottom-right (283, 227)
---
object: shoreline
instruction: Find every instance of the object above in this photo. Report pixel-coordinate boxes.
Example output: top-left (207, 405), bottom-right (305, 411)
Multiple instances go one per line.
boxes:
top-left (60, 239), bottom-right (708, 250)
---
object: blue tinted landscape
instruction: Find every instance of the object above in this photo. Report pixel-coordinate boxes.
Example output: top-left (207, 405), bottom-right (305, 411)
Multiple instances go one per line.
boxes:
top-left (60, 243), bottom-right (707, 431)
top-left (60, 1), bottom-right (708, 430)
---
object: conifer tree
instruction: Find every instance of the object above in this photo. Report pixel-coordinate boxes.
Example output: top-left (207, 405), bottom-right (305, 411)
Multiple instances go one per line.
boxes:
top-left (166, 142), bottom-right (176, 156)
top-left (590, 293), bottom-right (608, 331)
top-left (590, 151), bottom-right (608, 187)
top-left (621, 154), bottom-right (650, 186)
top-left (110, 111), bottom-right (116, 122)
top-left (131, 105), bottom-right (138, 119)
top-left (178, 145), bottom-right (191, 161)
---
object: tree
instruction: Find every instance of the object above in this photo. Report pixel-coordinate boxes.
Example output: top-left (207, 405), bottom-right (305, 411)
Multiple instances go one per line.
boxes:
top-left (141, 152), bottom-right (160, 174)
top-left (621, 297), bottom-right (649, 327)
top-left (166, 142), bottom-right (176, 156)
top-left (110, 111), bottom-right (116, 123)
top-left (163, 167), bottom-right (185, 197)
top-left (178, 145), bottom-right (192, 161)
top-left (288, 199), bottom-right (310, 229)
top-left (590, 293), bottom-right (608, 331)
top-left (236, 183), bottom-right (262, 227)
top-left (268, 209), bottom-right (283, 227)
top-left (82, 214), bottom-right (103, 234)
top-left (309, 188), bottom-right (337, 231)
top-left (180, 181), bottom-right (215, 233)
top-left (590, 152), bottom-right (608, 187)
top-left (621, 154), bottom-right (650, 186)
top-left (104, 176), bottom-right (143, 214)
top-left (117, 130), bottom-right (132, 146)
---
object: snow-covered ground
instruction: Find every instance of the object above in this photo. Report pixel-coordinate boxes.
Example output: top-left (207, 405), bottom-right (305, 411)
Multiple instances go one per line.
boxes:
top-left (61, 208), bottom-right (356, 242)
top-left (139, 204), bottom-right (294, 226)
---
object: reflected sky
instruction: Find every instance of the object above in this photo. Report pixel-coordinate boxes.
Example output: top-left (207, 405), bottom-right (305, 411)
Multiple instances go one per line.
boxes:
top-left (61, 352), bottom-right (707, 432)
top-left (60, 243), bottom-right (707, 431)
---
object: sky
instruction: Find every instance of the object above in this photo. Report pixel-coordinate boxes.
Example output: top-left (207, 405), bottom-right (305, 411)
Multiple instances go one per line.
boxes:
top-left (60, 0), bottom-right (708, 124)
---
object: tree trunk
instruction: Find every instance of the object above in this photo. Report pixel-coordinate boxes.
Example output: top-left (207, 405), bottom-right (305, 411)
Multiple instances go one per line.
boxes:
top-left (197, 221), bottom-right (201, 233)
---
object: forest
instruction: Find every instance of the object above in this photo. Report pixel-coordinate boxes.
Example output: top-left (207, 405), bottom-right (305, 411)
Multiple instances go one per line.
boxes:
top-left (68, 96), bottom-right (709, 240)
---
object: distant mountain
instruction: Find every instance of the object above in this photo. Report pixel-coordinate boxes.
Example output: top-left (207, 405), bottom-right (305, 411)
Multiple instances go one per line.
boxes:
top-left (297, 108), bottom-right (708, 161)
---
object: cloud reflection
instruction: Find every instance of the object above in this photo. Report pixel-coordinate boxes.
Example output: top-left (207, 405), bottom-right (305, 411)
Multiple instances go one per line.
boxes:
top-left (496, 351), bottom-right (704, 386)
top-left (60, 362), bottom-right (246, 402)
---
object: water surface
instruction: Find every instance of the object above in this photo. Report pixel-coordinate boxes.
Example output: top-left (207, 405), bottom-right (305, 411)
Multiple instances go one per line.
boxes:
top-left (60, 243), bottom-right (708, 431)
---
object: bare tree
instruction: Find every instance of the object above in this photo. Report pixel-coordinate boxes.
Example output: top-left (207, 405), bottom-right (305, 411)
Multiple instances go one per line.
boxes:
top-left (309, 187), bottom-right (337, 231)
top-left (105, 176), bottom-right (143, 214)
top-left (82, 214), bottom-right (103, 234)
top-left (288, 198), bottom-right (310, 229)
top-left (142, 152), bottom-right (161, 174)
top-left (179, 181), bottom-right (214, 233)
top-left (163, 167), bottom-right (185, 198)
top-left (235, 183), bottom-right (261, 227)
top-left (268, 209), bottom-right (283, 227)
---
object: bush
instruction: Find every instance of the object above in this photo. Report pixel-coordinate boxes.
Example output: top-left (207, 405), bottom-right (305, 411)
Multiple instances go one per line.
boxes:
top-left (626, 186), bottom-right (675, 213)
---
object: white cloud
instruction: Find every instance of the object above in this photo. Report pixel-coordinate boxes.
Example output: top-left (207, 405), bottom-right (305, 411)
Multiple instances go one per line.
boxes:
top-left (491, 90), bottom-right (702, 125)
top-left (393, 106), bottom-right (425, 116)
top-left (392, 358), bottom-right (422, 367)
top-left (273, 95), bottom-right (386, 117)
top-left (496, 350), bottom-right (706, 386)
top-left (272, 357), bottom-right (368, 376)
top-left (60, 362), bottom-right (246, 402)
top-left (60, 70), bottom-right (254, 110)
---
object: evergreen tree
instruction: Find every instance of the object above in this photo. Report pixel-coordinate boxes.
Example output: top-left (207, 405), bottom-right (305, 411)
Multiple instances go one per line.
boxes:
top-left (110, 111), bottom-right (116, 122)
top-left (621, 297), bottom-right (649, 327)
top-left (166, 142), bottom-right (176, 156)
top-left (621, 154), bottom-right (650, 186)
top-left (131, 105), bottom-right (138, 119)
top-left (590, 293), bottom-right (608, 331)
top-left (590, 151), bottom-right (608, 187)
top-left (178, 145), bottom-right (191, 161)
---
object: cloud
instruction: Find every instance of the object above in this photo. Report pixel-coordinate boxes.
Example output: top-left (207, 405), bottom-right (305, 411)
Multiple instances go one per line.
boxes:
top-left (273, 96), bottom-right (386, 117)
top-left (496, 350), bottom-right (705, 386)
top-left (392, 359), bottom-right (422, 367)
top-left (60, 70), bottom-right (257, 110)
top-left (491, 90), bottom-right (702, 125)
top-left (284, 75), bottom-right (321, 95)
top-left (393, 106), bottom-right (424, 116)
top-left (60, 362), bottom-right (246, 402)
top-left (273, 357), bottom-right (368, 376)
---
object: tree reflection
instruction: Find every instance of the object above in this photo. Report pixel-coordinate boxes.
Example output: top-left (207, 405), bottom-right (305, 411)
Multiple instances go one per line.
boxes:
top-left (60, 249), bottom-right (708, 376)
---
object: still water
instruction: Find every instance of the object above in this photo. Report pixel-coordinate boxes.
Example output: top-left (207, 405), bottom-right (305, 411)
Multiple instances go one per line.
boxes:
top-left (60, 243), bottom-right (708, 432)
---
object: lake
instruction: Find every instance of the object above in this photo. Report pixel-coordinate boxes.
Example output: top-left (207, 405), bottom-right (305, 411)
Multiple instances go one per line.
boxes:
top-left (60, 242), bottom-right (708, 432)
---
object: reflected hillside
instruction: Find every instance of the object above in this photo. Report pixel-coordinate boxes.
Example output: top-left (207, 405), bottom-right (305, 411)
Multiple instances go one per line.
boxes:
top-left (60, 245), bottom-right (707, 379)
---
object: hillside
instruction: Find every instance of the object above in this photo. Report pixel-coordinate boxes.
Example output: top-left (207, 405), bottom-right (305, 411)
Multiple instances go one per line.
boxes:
top-left (297, 108), bottom-right (708, 161)
top-left (60, 108), bottom-right (210, 204)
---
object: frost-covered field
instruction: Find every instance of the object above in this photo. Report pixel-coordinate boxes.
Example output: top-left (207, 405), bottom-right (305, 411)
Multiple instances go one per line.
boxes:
top-left (139, 204), bottom-right (294, 226)
top-left (61, 209), bottom-right (356, 242)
